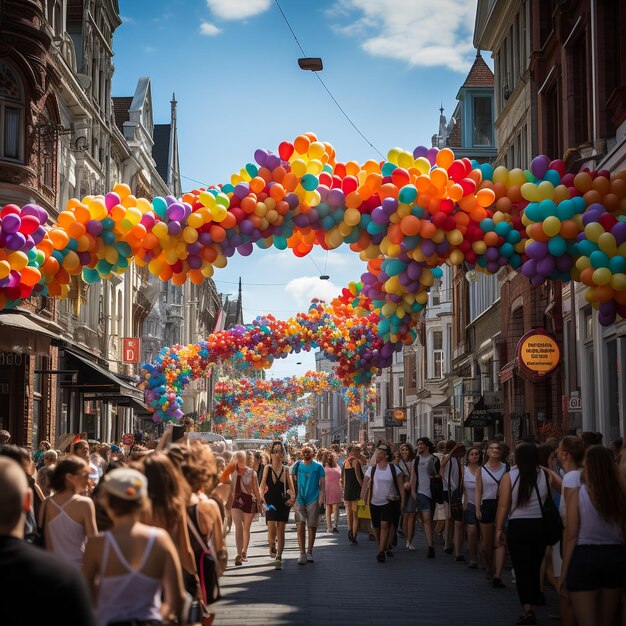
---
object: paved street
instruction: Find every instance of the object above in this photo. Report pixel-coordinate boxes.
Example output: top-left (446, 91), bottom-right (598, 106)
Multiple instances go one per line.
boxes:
top-left (211, 514), bottom-right (559, 626)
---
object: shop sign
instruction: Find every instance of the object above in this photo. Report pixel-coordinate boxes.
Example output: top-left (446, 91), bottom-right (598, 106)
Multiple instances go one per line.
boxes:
top-left (384, 407), bottom-right (407, 427)
top-left (517, 329), bottom-right (560, 380)
top-left (122, 338), bottom-right (141, 363)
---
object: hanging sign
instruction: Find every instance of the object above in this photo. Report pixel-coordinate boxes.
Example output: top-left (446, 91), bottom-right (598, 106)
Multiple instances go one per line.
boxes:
top-left (517, 329), bottom-right (560, 380)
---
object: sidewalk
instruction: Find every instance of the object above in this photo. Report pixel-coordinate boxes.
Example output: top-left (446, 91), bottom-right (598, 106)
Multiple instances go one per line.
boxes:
top-left (210, 513), bottom-right (560, 626)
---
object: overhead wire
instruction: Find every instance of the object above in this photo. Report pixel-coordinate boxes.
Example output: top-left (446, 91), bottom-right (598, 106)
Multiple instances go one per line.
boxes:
top-left (273, 0), bottom-right (384, 160)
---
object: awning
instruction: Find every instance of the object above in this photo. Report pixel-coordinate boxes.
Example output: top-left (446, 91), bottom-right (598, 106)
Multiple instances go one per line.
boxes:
top-left (464, 396), bottom-right (495, 428)
top-left (60, 347), bottom-right (146, 410)
top-left (0, 312), bottom-right (56, 354)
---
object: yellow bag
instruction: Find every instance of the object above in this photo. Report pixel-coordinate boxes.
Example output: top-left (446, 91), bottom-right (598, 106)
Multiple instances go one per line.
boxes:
top-left (356, 499), bottom-right (371, 520)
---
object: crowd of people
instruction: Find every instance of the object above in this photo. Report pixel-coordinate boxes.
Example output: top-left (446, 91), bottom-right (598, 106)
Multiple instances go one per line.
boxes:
top-left (0, 425), bottom-right (625, 626)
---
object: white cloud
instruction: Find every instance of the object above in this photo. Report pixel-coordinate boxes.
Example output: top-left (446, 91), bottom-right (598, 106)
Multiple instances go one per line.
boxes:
top-left (120, 15), bottom-right (135, 24)
top-left (330, 0), bottom-right (478, 73)
top-left (143, 46), bottom-right (156, 53)
top-left (284, 276), bottom-right (340, 308)
top-left (206, 0), bottom-right (271, 20)
top-left (199, 21), bottom-right (221, 36)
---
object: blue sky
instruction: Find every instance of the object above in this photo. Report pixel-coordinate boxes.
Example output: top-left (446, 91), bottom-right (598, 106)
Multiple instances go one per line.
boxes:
top-left (113, 0), bottom-right (484, 378)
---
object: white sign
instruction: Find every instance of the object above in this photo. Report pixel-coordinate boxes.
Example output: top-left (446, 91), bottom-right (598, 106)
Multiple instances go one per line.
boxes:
top-left (568, 395), bottom-right (582, 412)
top-left (484, 391), bottom-right (504, 413)
top-left (187, 432), bottom-right (226, 443)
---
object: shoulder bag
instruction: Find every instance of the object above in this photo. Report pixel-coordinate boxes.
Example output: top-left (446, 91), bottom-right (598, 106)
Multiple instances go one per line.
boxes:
top-left (187, 508), bottom-right (221, 608)
top-left (448, 459), bottom-right (464, 521)
top-left (535, 470), bottom-right (563, 546)
top-left (429, 457), bottom-right (444, 505)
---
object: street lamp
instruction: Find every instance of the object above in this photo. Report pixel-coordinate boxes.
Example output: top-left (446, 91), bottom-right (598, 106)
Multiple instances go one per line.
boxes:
top-left (298, 57), bottom-right (323, 71)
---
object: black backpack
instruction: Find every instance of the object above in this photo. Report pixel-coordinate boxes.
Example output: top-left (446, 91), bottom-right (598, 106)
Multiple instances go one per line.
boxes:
top-left (369, 463), bottom-right (400, 504)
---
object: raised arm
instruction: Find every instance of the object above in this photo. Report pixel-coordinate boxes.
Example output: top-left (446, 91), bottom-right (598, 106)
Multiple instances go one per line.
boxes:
top-left (258, 465), bottom-right (270, 502)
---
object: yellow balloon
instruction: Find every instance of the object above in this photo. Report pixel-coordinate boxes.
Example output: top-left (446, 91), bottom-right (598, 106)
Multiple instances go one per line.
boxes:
top-left (593, 267), bottom-right (612, 286)
top-left (521, 182), bottom-right (540, 202)
top-left (291, 159), bottom-right (307, 178)
top-left (492, 166), bottom-right (509, 185)
top-left (576, 256), bottom-right (591, 271)
top-left (542, 216), bottom-right (561, 237)
top-left (584, 222), bottom-right (604, 244)
top-left (344, 208), bottom-right (361, 227)
top-left (597, 232), bottom-right (617, 256)
top-left (152, 222), bottom-right (169, 240)
top-left (182, 226), bottom-right (198, 244)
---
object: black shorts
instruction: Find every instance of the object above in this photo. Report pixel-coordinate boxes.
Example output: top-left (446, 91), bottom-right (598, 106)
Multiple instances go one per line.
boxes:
top-left (566, 544), bottom-right (626, 592)
top-left (369, 502), bottom-right (395, 528)
top-left (480, 499), bottom-right (498, 524)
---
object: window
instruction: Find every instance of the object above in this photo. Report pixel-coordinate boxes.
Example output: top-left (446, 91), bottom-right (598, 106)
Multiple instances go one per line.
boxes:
top-left (570, 35), bottom-right (590, 145)
top-left (431, 278), bottom-right (441, 306)
top-left (0, 62), bottom-right (25, 161)
top-left (473, 96), bottom-right (492, 146)
top-left (433, 331), bottom-right (444, 379)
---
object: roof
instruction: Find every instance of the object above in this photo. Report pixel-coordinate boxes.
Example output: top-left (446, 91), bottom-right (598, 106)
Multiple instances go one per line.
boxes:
top-left (112, 96), bottom-right (132, 131)
top-left (152, 124), bottom-right (171, 184)
top-left (462, 52), bottom-right (494, 88)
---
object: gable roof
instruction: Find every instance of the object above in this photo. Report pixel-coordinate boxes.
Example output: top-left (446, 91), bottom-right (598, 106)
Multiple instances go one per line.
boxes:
top-left (152, 124), bottom-right (171, 185)
top-left (462, 52), bottom-right (494, 88)
top-left (112, 96), bottom-right (132, 131)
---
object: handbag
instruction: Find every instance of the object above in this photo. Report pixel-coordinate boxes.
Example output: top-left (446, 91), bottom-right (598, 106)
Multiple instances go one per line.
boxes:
top-left (448, 460), bottom-right (464, 522)
top-left (430, 474), bottom-right (445, 505)
top-left (187, 509), bottom-right (221, 608)
top-left (356, 499), bottom-right (371, 520)
top-left (535, 470), bottom-right (563, 546)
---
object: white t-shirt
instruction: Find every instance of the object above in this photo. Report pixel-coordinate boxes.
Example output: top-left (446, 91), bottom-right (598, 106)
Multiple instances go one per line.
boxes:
top-left (365, 464), bottom-right (398, 506)
top-left (559, 469), bottom-right (582, 519)
top-left (416, 455), bottom-right (434, 498)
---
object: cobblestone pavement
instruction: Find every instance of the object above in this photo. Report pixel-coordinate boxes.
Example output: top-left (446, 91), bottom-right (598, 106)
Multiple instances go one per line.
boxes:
top-left (210, 513), bottom-right (560, 626)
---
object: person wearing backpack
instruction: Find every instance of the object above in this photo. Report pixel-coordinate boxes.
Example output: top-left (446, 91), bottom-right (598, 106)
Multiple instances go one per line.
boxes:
top-left (409, 437), bottom-right (441, 558)
top-left (360, 443), bottom-right (405, 562)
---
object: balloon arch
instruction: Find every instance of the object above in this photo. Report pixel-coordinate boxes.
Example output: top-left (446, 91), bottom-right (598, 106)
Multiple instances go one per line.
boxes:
top-left (2, 132), bottom-right (626, 421)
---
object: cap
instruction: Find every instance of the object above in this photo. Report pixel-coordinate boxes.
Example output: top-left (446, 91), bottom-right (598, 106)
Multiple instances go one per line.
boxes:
top-left (102, 467), bottom-right (147, 501)
top-left (377, 443), bottom-right (391, 453)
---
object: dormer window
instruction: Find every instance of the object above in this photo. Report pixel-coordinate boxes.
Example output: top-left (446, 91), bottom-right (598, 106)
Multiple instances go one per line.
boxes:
top-left (472, 95), bottom-right (493, 146)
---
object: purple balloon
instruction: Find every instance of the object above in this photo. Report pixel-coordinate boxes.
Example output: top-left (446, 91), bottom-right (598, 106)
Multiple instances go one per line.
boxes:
top-left (425, 148), bottom-right (439, 166)
top-left (166, 203), bottom-right (185, 221)
top-left (198, 232), bottom-right (212, 246)
top-left (266, 154), bottom-right (281, 170)
top-left (86, 220), bottom-right (103, 237)
top-left (165, 195), bottom-right (177, 207)
top-left (234, 183), bottom-right (250, 200)
top-left (292, 215), bottom-right (309, 228)
top-left (421, 239), bottom-right (436, 257)
top-left (2, 214), bottom-right (20, 234)
top-left (167, 221), bottom-right (182, 236)
top-left (31, 226), bottom-right (47, 245)
top-left (413, 146), bottom-right (428, 159)
top-left (530, 155), bottom-right (550, 180)
top-left (327, 188), bottom-right (345, 208)
top-left (521, 259), bottom-right (537, 278)
top-left (254, 149), bottom-right (268, 167)
top-left (5, 232), bottom-right (25, 250)
top-left (487, 261), bottom-right (500, 274)
top-left (237, 242), bottom-right (253, 257)
top-left (371, 207), bottom-right (389, 225)
top-left (381, 197), bottom-right (398, 214)
top-left (21, 204), bottom-right (40, 219)
top-left (407, 262), bottom-right (422, 281)
top-left (187, 255), bottom-right (202, 269)
top-left (537, 256), bottom-right (555, 276)
top-left (526, 241), bottom-right (548, 260)
top-left (612, 221), bottom-right (626, 245)
top-left (285, 193), bottom-right (299, 210)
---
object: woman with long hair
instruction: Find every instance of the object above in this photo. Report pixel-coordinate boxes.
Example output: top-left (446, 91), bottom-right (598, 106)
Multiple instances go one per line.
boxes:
top-left (409, 436), bottom-right (440, 558)
top-left (323, 452), bottom-right (342, 534)
top-left (397, 443), bottom-right (416, 550)
top-left (83, 467), bottom-right (185, 626)
top-left (495, 442), bottom-right (562, 626)
top-left (553, 436), bottom-right (585, 625)
top-left (140, 452), bottom-right (198, 600)
top-left (342, 444), bottom-right (364, 545)
top-left (259, 441), bottom-right (295, 570)
top-left (40, 455), bottom-right (97, 569)
top-left (560, 445), bottom-right (626, 626)
top-left (475, 440), bottom-right (508, 587)
top-left (463, 445), bottom-right (481, 569)
top-left (228, 450), bottom-right (261, 566)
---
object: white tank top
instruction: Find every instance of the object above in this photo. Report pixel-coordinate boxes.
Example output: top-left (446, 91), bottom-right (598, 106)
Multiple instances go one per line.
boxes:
top-left (577, 485), bottom-right (624, 545)
top-left (464, 466), bottom-right (478, 505)
top-left (480, 463), bottom-right (506, 501)
top-left (96, 528), bottom-right (163, 626)
top-left (47, 495), bottom-right (87, 568)
top-left (509, 468), bottom-right (548, 520)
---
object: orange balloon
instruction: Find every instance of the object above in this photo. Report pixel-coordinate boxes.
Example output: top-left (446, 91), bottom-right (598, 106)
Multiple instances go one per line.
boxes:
top-left (559, 220), bottom-right (579, 239)
top-left (420, 221), bottom-right (437, 239)
top-left (282, 172), bottom-right (298, 192)
top-left (388, 223), bottom-right (403, 245)
top-left (209, 225), bottom-right (226, 243)
top-left (250, 177), bottom-right (266, 194)
top-left (476, 188), bottom-right (496, 208)
top-left (484, 232), bottom-right (499, 247)
top-left (580, 267), bottom-right (595, 286)
top-left (400, 215), bottom-right (421, 236)
top-left (221, 212), bottom-right (237, 229)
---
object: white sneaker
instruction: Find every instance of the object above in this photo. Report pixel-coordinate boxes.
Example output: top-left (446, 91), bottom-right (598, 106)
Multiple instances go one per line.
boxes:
top-left (405, 540), bottom-right (410, 549)
top-left (306, 551), bottom-right (314, 562)
top-left (408, 544), bottom-right (415, 551)
top-left (298, 553), bottom-right (307, 565)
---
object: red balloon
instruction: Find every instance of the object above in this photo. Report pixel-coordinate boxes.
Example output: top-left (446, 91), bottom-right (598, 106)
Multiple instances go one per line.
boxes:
top-left (278, 141), bottom-right (294, 161)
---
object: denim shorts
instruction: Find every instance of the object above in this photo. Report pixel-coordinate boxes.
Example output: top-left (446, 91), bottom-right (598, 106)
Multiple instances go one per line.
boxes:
top-left (463, 503), bottom-right (477, 525)
top-left (416, 493), bottom-right (433, 513)
top-left (404, 490), bottom-right (417, 513)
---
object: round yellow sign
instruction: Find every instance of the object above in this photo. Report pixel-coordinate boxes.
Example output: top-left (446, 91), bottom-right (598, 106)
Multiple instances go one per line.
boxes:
top-left (393, 409), bottom-right (406, 421)
top-left (519, 332), bottom-right (560, 375)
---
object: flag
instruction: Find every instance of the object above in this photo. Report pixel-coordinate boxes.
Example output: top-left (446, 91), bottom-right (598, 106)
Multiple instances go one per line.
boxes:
top-left (212, 305), bottom-right (225, 334)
